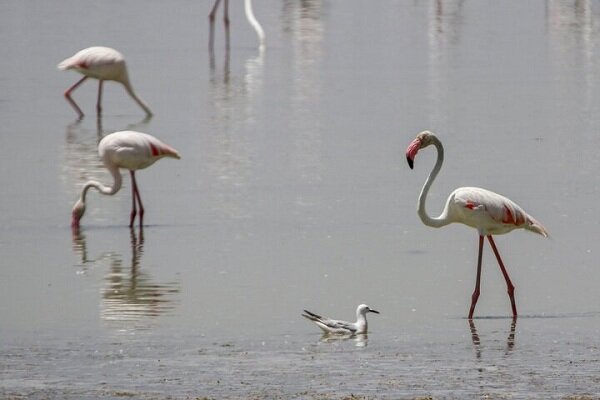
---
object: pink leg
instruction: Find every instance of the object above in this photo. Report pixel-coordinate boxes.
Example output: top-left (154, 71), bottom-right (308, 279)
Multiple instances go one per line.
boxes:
top-left (223, 0), bottom-right (230, 49)
top-left (64, 76), bottom-right (88, 118)
top-left (468, 235), bottom-right (484, 319)
top-left (96, 80), bottom-right (104, 115)
top-left (487, 235), bottom-right (517, 318)
top-left (129, 170), bottom-right (144, 227)
top-left (208, 0), bottom-right (222, 50)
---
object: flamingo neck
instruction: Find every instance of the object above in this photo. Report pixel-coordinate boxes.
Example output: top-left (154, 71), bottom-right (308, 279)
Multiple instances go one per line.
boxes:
top-left (245, 0), bottom-right (265, 49)
top-left (80, 166), bottom-right (123, 204)
top-left (417, 137), bottom-right (452, 229)
top-left (121, 78), bottom-right (153, 117)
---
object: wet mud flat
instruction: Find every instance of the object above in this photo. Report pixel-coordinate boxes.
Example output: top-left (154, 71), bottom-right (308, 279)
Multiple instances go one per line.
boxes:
top-left (2, 318), bottom-right (599, 400)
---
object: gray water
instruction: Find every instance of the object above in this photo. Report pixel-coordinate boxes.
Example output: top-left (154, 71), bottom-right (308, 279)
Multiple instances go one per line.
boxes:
top-left (1, 0), bottom-right (600, 398)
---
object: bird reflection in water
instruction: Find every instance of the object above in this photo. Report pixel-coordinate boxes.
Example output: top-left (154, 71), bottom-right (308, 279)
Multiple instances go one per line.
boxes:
top-left (318, 333), bottom-right (369, 348)
top-left (71, 227), bottom-right (180, 330)
top-left (468, 318), bottom-right (517, 359)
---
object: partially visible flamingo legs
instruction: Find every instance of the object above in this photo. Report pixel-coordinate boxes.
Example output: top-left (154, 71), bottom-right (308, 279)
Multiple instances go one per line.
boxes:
top-left (64, 76), bottom-right (88, 118)
top-left (209, 0), bottom-right (230, 50)
top-left (487, 235), bottom-right (517, 317)
top-left (468, 235), bottom-right (517, 319)
top-left (129, 171), bottom-right (145, 228)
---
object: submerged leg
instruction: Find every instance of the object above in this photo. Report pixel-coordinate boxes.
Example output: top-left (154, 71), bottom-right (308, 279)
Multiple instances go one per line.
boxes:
top-left (64, 76), bottom-right (88, 118)
top-left (468, 235), bottom-right (484, 319)
top-left (487, 235), bottom-right (517, 318)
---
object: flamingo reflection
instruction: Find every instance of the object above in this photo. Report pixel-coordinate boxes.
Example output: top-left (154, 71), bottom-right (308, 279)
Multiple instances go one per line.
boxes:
top-left (469, 318), bottom-right (517, 359)
top-left (71, 227), bottom-right (180, 330)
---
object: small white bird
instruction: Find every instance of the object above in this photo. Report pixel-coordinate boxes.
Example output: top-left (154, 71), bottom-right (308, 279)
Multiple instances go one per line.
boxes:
top-left (302, 304), bottom-right (379, 335)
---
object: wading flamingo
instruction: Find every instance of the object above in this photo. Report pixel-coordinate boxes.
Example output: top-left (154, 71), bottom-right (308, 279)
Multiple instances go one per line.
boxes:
top-left (58, 47), bottom-right (153, 118)
top-left (71, 130), bottom-right (180, 229)
top-left (302, 304), bottom-right (380, 335)
top-left (405, 131), bottom-right (547, 319)
top-left (208, 0), bottom-right (265, 50)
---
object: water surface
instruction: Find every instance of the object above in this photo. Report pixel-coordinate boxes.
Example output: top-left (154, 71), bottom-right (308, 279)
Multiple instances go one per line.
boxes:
top-left (1, 0), bottom-right (599, 398)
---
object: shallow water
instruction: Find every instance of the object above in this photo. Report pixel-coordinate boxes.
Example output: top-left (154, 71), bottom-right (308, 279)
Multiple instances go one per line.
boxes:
top-left (1, 0), bottom-right (600, 398)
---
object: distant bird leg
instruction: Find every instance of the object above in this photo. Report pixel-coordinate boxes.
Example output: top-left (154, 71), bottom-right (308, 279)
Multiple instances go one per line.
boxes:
top-left (209, 0), bottom-right (230, 50)
top-left (487, 235), bottom-right (517, 317)
top-left (64, 76), bottom-right (88, 118)
top-left (208, 0), bottom-right (263, 50)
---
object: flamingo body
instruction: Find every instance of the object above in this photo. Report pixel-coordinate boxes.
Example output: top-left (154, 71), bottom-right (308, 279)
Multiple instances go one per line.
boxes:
top-left (71, 131), bottom-right (180, 229)
top-left (406, 131), bottom-right (547, 319)
top-left (439, 187), bottom-right (547, 236)
top-left (58, 47), bottom-right (152, 118)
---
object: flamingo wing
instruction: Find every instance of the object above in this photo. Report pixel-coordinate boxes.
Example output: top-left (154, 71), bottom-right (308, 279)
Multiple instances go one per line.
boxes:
top-left (451, 187), bottom-right (547, 237)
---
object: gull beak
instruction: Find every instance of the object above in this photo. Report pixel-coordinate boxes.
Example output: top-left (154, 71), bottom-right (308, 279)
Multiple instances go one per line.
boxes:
top-left (369, 309), bottom-right (380, 314)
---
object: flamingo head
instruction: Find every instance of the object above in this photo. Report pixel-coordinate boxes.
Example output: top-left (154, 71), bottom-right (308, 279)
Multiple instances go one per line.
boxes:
top-left (406, 130), bottom-right (436, 169)
top-left (71, 199), bottom-right (86, 228)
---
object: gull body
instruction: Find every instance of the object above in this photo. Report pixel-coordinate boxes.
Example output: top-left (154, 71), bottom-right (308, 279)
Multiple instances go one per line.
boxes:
top-left (302, 304), bottom-right (379, 335)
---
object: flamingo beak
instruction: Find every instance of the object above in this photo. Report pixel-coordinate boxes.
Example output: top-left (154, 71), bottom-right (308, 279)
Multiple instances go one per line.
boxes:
top-left (406, 138), bottom-right (421, 169)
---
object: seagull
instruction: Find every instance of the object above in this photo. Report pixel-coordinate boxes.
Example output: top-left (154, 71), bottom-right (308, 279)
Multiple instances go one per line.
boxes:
top-left (302, 304), bottom-right (379, 335)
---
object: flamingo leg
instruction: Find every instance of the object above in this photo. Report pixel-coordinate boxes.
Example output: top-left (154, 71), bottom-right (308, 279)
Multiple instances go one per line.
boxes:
top-left (64, 76), bottom-right (88, 119)
top-left (208, 0), bottom-right (222, 50)
top-left (487, 235), bottom-right (517, 318)
top-left (468, 235), bottom-right (484, 319)
top-left (224, 0), bottom-right (230, 49)
top-left (129, 171), bottom-right (137, 227)
top-left (129, 170), bottom-right (145, 227)
top-left (96, 80), bottom-right (104, 115)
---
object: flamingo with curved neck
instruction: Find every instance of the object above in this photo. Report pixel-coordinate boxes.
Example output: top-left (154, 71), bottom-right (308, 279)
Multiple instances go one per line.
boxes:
top-left (406, 131), bottom-right (548, 319)
top-left (72, 130), bottom-right (180, 229)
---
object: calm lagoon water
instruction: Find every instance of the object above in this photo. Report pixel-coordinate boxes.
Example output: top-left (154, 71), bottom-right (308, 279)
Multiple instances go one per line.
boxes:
top-left (1, 0), bottom-right (600, 398)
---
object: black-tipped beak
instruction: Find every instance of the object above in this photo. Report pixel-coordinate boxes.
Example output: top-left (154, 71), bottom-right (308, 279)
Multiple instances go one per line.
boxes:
top-left (369, 309), bottom-right (380, 314)
top-left (406, 155), bottom-right (414, 170)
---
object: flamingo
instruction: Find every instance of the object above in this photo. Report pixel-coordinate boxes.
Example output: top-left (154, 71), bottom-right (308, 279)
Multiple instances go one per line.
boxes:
top-left (302, 304), bottom-right (380, 335)
top-left (71, 130), bottom-right (180, 229)
top-left (405, 131), bottom-right (548, 319)
top-left (208, 0), bottom-right (265, 50)
top-left (58, 46), bottom-right (153, 118)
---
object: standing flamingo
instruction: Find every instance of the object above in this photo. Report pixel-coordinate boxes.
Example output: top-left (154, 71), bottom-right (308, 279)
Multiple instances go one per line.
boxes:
top-left (405, 131), bottom-right (548, 319)
top-left (71, 130), bottom-right (180, 229)
top-left (58, 47), bottom-right (153, 118)
top-left (208, 0), bottom-right (265, 50)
